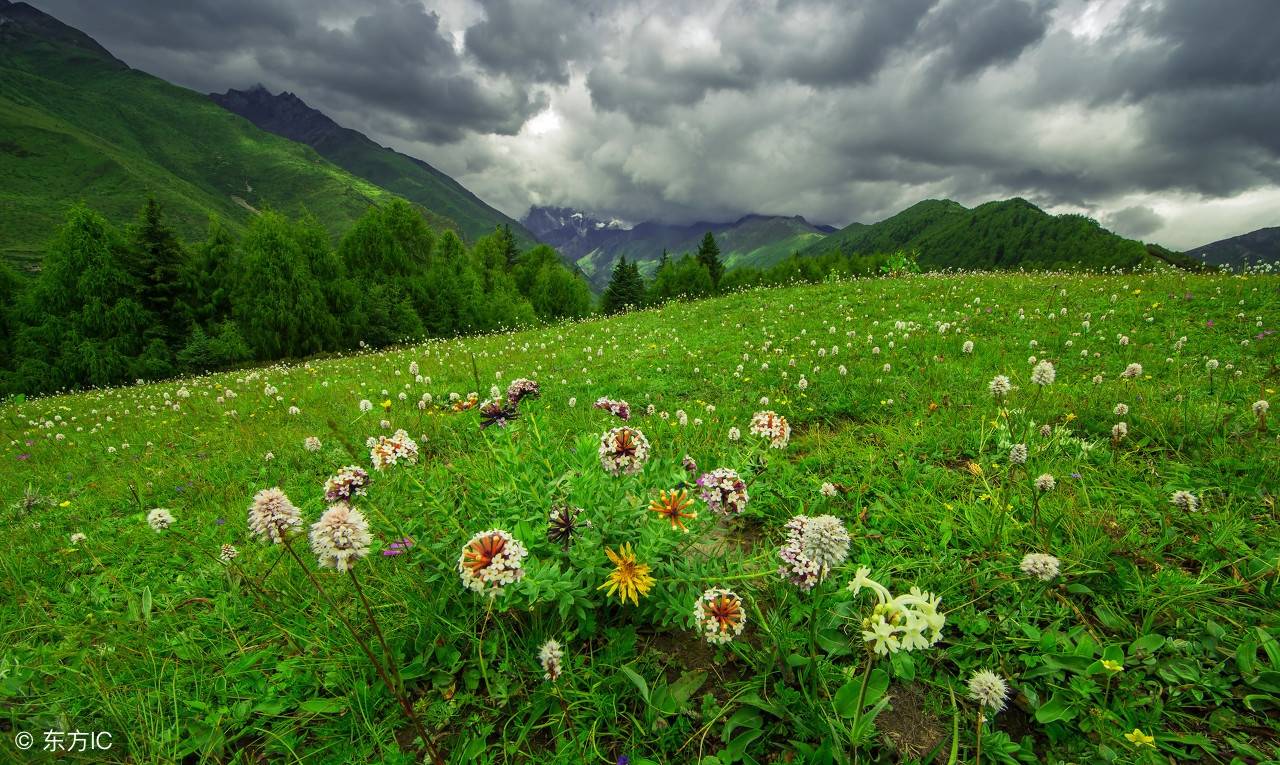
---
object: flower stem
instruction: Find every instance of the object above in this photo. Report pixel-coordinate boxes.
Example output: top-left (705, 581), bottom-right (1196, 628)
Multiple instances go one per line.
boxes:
top-left (350, 568), bottom-right (403, 695)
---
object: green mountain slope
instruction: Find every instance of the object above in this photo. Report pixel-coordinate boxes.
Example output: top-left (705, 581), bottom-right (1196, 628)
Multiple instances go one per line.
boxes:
top-left (801, 198), bottom-right (1186, 271)
top-left (0, 1), bottom-right (429, 267)
top-left (210, 86), bottom-right (538, 248)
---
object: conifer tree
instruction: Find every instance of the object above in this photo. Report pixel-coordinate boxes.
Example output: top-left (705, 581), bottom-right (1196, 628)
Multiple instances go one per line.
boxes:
top-left (696, 231), bottom-right (724, 288)
top-left (127, 198), bottom-right (192, 341)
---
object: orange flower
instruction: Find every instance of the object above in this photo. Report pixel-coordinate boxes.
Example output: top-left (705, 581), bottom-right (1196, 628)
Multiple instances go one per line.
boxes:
top-left (649, 489), bottom-right (697, 532)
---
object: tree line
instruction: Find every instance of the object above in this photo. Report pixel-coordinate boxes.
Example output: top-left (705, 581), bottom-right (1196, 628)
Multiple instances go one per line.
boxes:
top-left (599, 231), bottom-right (907, 314)
top-left (0, 199), bottom-right (592, 395)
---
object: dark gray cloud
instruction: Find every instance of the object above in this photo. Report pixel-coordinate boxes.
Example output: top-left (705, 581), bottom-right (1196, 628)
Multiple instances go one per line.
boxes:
top-left (1106, 205), bottom-right (1164, 239)
top-left (27, 0), bottom-right (1280, 246)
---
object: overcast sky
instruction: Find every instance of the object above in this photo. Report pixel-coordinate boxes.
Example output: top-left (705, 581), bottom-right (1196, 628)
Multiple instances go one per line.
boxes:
top-left (33, 0), bottom-right (1280, 248)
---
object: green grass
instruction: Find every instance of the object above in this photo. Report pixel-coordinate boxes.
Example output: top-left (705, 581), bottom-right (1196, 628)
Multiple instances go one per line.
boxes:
top-left (3, 271), bottom-right (1279, 764)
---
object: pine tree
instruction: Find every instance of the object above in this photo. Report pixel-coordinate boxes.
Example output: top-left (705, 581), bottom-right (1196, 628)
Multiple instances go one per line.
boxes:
top-left (496, 223), bottom-right (521, 268)
top-left (127, 198), bottom-right (192, 341)
top-left (696, 231), bottom-right (724, 288)
top-left (601, 256), bottom-right (632, 314)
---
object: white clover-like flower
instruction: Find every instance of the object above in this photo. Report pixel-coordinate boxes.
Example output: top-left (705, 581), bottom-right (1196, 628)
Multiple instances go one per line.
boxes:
top-left (1034, 473), bottom-right (1055, 492)
top-left (1020, 552), bottom-right (1060, 581)
top-left (693, 588), bottom-right (747, 645)
top-left (1206, 359), bottom-right (1219, 370)
top-left (968, 670), bottom-right (1010, 712)
top-left (359, 399), bottom-right (373, 412)
top-left (1009, 443), bottom-right (1028, 465)
top-left (848, 567), bottom-right (945, 655)
top-left (303, 436), bottom-right (322, 452)
top-left (1253, 400), bottom-right (1269, 417)
top-left (539, 639), bottom-right (564, 681)
top-left (1112, 421), bottom-right (1128, 440)
top-left (219, 544), bottom-right (239, 564)
top-left (749, 411), bottom-right (791, 449)
top-left (370, 429), bottom-right (419, 471)
top-left (1170, 490), bottom-right (1199, 513)
top-left (1114, 403), bottom-right (1129, 416)
top-left (988, 375), bottom-right (1013, 398)
top-left (458, 529), bottom-right (528, 595)
top-left (1030, 360), bottom-right (1056, 386)
top-left (728, 426), bottom-right (741, 441)
top-left (1121, 363), bottom-right (1143, 379)
top-left (820, 482), bottom-right (838, 497)
top-left (697, 468), bottom-right (750, 516)
top-left (147, 508), bottom-right (175, 532)
top-left (778, 514), bottom-right (849, 591)
top-left (248, 487), bottom-right (302, 544)
top-left (70, 532), bottom-right (87, 545)
top-left (598, 426), bottom-right (650, 476)
top-left (962, 340), bottom-right (974, 354)
top-left (309, 502), bottom-right (372, 571)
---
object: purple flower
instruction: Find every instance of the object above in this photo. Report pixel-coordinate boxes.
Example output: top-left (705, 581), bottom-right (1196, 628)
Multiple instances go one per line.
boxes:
top-left (215, 518), bottom-right (226, 525)
top-left (1205, 320), bottom-right (1214, 328)
top-left (1071, 473), bottom-right (1081, 480)
top-left (17, 453), bottom-right (30, 461)
top-left (617, 758), bottom-right (630, 765)
top-left (383, 537), bottom-right (415, 556)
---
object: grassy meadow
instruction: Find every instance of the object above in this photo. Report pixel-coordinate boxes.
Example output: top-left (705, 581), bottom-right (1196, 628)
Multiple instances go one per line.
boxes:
top-left (2, 271), bottom-right (1279, 764)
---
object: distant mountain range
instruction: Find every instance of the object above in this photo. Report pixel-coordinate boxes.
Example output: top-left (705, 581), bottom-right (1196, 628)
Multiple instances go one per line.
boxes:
top-left (523, 206), bottom-right (832, 289)
top-left (530, 197), bottom-right (1206, 288)
top-left (210, 85), bottom-right (537, 247)
top-left (1185, 227), bottom-right (1280, 270)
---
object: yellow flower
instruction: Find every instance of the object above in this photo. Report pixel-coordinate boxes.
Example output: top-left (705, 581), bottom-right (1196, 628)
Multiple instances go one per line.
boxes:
top-left (1124, 728), bottom-right (1155, 747)
top-left (599, 543), bottom-right (655, 606)
top-left (649, 489), bottom-right (697, 532)
top-left (1064, 412), bottom-right (1077, 422)
top-left (1102, 659), bottom-right (1124, 672)
top-left (59, 500), bottom-right (71, 507)
top-left (381, 399), bottom-right (392, 410)
top-left (966, 461), bottom-right (984, 477)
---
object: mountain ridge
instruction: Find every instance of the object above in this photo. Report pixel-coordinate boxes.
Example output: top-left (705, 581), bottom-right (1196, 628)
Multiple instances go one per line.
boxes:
top-left (210, 85), bottom-right (538, 246)
top-left (1185, 226), bottom-right (1280, 270)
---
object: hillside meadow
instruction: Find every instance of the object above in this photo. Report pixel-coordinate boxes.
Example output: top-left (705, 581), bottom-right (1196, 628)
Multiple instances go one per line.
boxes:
top-left (2, 271), bottom-right (1278, 764)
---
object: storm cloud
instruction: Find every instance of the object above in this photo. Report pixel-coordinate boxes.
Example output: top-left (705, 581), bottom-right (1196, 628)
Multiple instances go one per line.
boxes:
top-left (31, 0), bottom-right (1280, 247)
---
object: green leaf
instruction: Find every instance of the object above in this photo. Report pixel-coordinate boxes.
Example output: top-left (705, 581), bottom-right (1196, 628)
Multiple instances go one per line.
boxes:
top-left (833, 678), bottom-right (864, 718)
top-left (298, 698), bottom-right (346, 714)
top-left (669, 670), bottom-right (707, 707)
top-left (619, 666), bottom-right (650, 704)
top-left (1034, 692), bottom-right (1075, 724)
top-left (864, 669), bottom-right (889, 706)
top-left (1128, 634), bottom-right (1165, 656)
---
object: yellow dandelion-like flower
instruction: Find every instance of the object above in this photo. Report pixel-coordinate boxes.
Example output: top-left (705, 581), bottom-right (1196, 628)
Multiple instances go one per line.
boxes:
top-left (1102, 659), bottom-right (1124, 673)
top-left (966, 461), bottom-right (983, 477)
top-left (599, 543), bottom-right (655, 606)
top-left (1124, 729), bottom-right (1155, 748)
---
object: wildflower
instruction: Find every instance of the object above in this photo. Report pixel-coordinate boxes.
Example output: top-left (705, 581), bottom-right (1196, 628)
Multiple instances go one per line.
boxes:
top-left (359, 399), bottom-right (373, 412)
top-left (599, 426), bottom-right (650, 476)
top-left (506, 378), bottom-right (540, 406)
top-left (1114, 403), bottom-right (1129, 416)
top-left (478, 398), bottom-right (519, 429)
top-left (1111, 422), bottom-right (1128, 441)
top-left (599, 543), bottom-right (655, 605)
top-left (458, 529), bottom-right (528, 595)
top-left (682, 454), bottom-right (698, 475)
top-left (147, 508), bottom-right (175, 532)
top-left (1009, 443), bottom-right (1028, 465)
top-left (1020, 552), bottom-right (1060, 581)
top-left (382, 537), bottom-right (414, 556)
top-left (1035, 473), bottom-right (1055, 492)
top-left (568, 397), bottom-right (577, 408)
top-left (1102, 659), bottom-right (1124, 673)
top-left (325, 466), bottom-right (369, 502)
top-left (219, 543), bottom-right (239, 563)
top-left (649, 489), bottom-right (698, 532)
top-left (547, 505), bottom-right (587, 549)
top-left (1038, 424), bottom-right (1052, 438)
top-left (749, 410), bottom-right (792, 448)
top-left (697, 468), bottom-right (750, 516)
top-left (539, 639), bottom-right (564, 681)
top-left (1253, 399), bottom-right (1269, 422)
top-left (728, 426), bottom-right (741, 441)
top-left (778, 514), bottom-right (850, 591)
top-left (1121, 363), bottom-right (1143, 379)
top-left (962, 340), bottom-right (974, 354)
top-left (1029, 360), bottom-right (1055, 386)
top-left (693, 588), bottom-right (747, 644)
top-left (1206, 359), bottom-right (1219, 371)
top-left (248, 487), bottom-right (303, 544)
top-left (988, 375), bottom-right (1013, 399)
top-left (849, 567), bottom-right (945, 654)
top-left (820, 481), bottom-right (838, 497)
top-left (264, 451), bottom-right (275, 462)
top-left (1170, 490), bottom-right (1199, 513)
top-left (967, 670), bottom-right (1010, 712)
top-left (70, 532), bottom-right (87, 545)
top-left (1124, 729), bottom-right (1155, 748)
top-left (309, 501), bottom-right (372, 571)
top-left (304, 436), bottom-right (322, 452)
top-left (593, 397), bottom-right (631, 420)
top-left (370, 429), bottom-right (419, 470)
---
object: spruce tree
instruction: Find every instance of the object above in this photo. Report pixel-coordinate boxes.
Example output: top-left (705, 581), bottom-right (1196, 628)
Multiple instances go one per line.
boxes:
top-left (696, 231), bottom-right (724, 288)
top-left (127, 198), bottom-right (191, 341)
top-left (601, 256), bottom-right (633, 314)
